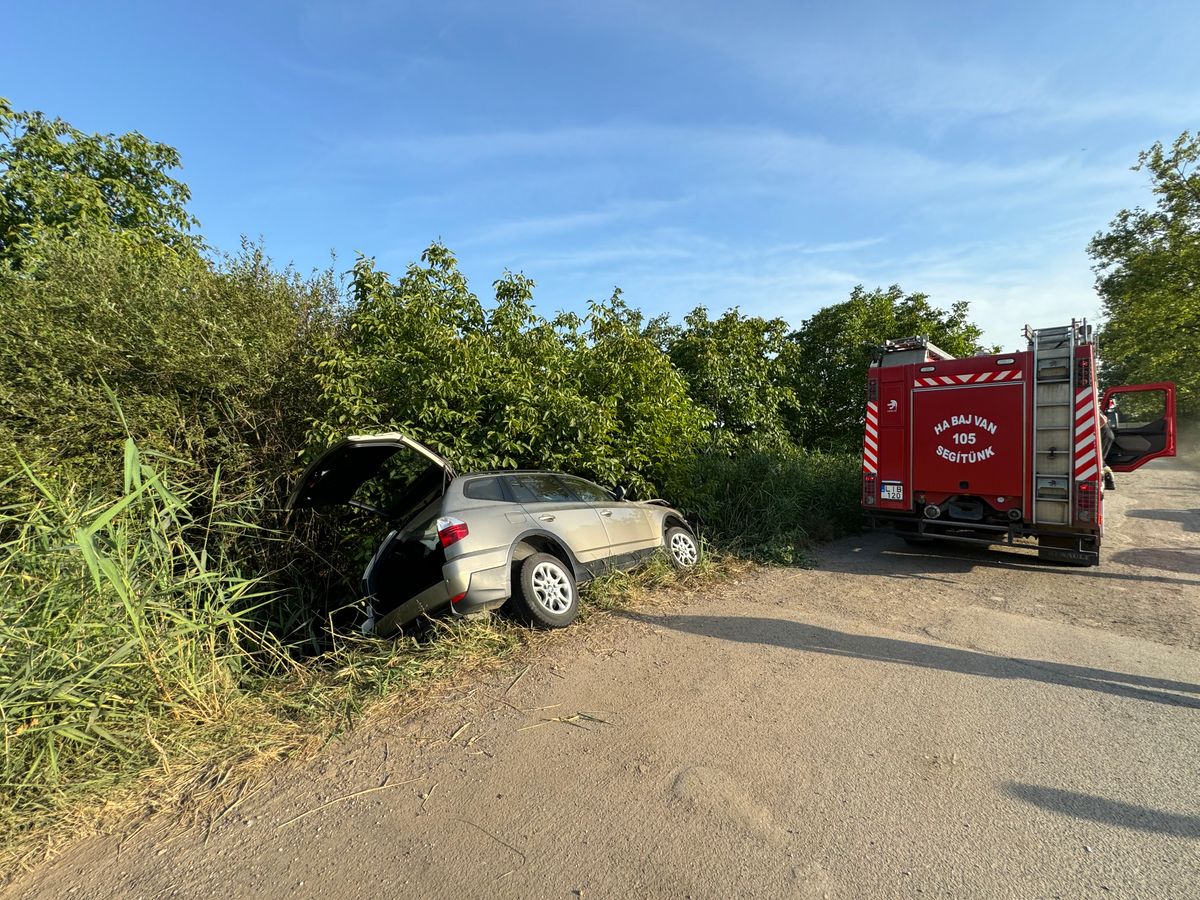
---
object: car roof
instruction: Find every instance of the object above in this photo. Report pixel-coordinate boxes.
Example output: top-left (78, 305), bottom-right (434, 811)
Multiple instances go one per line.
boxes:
top-left (459, 469), bottom-right (594, 478)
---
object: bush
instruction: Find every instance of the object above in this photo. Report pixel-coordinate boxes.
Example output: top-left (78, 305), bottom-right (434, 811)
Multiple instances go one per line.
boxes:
top-left (671, 447), bottom-right (863, 565)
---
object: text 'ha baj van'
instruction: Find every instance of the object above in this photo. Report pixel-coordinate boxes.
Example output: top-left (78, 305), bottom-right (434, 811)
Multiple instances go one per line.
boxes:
top-left (933, 415), bottom-right (999, 436)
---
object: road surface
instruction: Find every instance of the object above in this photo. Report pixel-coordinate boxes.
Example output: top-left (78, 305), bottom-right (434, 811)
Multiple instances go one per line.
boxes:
top-left (9, 460), bottom-right (1200, 899)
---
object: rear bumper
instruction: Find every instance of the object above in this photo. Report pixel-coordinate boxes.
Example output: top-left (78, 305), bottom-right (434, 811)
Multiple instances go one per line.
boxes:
top-left (362, 549), bottom-right (513, 635)
top-left (867, 512), bottom-right (1100, 560)
top-left (448, 558), bottom-right (511, 616)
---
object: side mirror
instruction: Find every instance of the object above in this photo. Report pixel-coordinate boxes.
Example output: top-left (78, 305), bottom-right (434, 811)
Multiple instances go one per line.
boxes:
top-left (612, 485), bottom-right (627, 502)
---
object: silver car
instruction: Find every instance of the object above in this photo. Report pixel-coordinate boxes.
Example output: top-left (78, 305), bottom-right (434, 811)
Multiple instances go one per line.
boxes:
top-left (287, 433), bottom-right (700, 634)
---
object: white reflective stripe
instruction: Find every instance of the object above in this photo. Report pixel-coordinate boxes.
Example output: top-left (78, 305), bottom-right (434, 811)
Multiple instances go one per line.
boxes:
top-left (1075, 403), bottom-right (1093, 421)
top-left (957, 374), bottom-right (973, 382)
top-left (923, 378), bottom-right (939, 386)
top-left (1075, 419), bottom-right (1093, 436)
top-left (1075, 432), bottom-right (1095, 452)
top-left (1075, 447), bottom-right (1097, 468)
top-left (1076, 387), bottom-right (1091, 403)
top-left (1076, 464), bottom-right (1098, 481)
top-left (994, 370), bottom-right (1011, 380)
top-left (977, 371), bottom-right (994, 382)
top-left (864, 434), bottom-right (878, 451)
top-left (863, 453), bottom-right (878, 469)
top-left (1012, 370), bottom-right (1023, 380)
top-left (938, 376), bottom-right (954, 385)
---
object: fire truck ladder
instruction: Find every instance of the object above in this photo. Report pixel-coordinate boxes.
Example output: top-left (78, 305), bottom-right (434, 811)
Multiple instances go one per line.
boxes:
top-left (1028, 322), bottom-right (1085, 525)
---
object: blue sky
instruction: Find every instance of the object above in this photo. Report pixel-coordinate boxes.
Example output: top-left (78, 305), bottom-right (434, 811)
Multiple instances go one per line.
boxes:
top-left (6, 1), bottom-right (1199, 348)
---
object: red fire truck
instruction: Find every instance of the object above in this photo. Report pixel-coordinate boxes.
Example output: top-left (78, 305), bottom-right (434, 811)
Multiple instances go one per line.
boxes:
top-left (861, 321), bottom-right (1177, 565)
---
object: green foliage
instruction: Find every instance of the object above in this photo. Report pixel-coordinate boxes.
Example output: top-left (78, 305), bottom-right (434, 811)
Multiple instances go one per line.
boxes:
top-left (784, 285), bottom-right (988, 452)
top-left (1089, 131), bottom-right (1200, 416)
top-left (0, 232), bottom-right (335, 492)
top-left (309, 248), bottom-right (706, 495)
top-left (0, 98), bottom-right (197, 267)
top-left (649, 306), bottom-right (793, 448)
top-left (670, 447), bottom-right (862, 566)
top-left (0, 443), bottom-right (285, 823)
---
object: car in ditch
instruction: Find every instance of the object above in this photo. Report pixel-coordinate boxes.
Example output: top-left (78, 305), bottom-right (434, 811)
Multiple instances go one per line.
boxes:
top-left (286, 433), bottom-right (700, 635)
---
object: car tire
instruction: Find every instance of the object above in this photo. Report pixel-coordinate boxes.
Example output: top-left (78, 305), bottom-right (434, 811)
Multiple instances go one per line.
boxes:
top-left (665, 526), bottom-right (700, 569)
top-left (513, 553), bottom-right (580, 628)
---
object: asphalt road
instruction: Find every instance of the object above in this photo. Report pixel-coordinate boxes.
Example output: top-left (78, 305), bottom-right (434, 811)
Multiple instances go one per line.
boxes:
top-left (10, 459), bottom-right (1200, 899)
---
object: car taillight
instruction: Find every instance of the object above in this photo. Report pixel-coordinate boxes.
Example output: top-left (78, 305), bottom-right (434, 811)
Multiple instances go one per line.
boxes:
top-left (437, 516), bottom-right (469, 548)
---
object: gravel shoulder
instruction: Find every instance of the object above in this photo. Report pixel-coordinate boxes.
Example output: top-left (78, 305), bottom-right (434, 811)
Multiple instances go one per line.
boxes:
top-left (9, 460), bottom-right (1200, 899)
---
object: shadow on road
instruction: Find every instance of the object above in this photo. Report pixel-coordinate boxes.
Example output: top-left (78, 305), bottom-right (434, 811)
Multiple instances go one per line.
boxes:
top-left (625, 613), bottom-right (1200, 710)
top-left (818, 538), bottom-right (1200, 588)
top-left (1108, 547), bottom-right (1200, 575)
top-left (1126, 507), bottom-right (1200, 533)
top-left (1003, 783), bottom-right (1200, 838)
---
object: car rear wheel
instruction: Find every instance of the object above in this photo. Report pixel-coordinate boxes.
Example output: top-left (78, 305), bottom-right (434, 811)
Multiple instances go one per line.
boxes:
top-left (514, 553), bottom-right (580, 627)
top-left (665, 527), bottom-right (699, 569)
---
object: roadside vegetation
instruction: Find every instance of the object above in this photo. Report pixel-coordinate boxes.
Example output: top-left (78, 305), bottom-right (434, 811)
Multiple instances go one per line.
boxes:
top-left (1089, 131), bottom-right (1200, 418)
top-left (13, 101), bottom-right (1192, 865)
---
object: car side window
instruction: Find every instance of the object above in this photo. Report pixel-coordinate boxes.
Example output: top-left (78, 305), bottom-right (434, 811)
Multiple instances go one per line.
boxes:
top-left (558, 476), bottom-right (614, 503)
top-left (506, 473), bottom-right (576, 503)
top-left (463, 476), bottom-right (506, 501)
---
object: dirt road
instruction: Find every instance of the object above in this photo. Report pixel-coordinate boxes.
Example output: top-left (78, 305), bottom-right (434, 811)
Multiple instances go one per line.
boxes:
top-left (10, 461), bottom-right (1200, 899)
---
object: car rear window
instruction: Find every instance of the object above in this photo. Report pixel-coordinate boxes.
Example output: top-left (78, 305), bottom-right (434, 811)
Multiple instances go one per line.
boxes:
top-left (506, 473), bottom-right (576, 503)
top-left (463, 476), bottom-right (506, 502)
top-left (558, 475), bottom-right (613, 503)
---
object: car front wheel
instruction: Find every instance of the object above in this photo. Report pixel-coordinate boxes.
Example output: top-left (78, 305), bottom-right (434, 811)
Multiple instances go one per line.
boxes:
top-left (665, 526), bottom-right (699, 569)
top-left (514, 553), bottom-right (580, 627)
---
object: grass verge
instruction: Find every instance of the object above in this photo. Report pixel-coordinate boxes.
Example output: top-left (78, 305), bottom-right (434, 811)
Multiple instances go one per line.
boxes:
top-left (0, 443), bottom-right (743, 877)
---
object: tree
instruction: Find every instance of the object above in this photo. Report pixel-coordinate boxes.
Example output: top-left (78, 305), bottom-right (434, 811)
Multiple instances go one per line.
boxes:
top-left (649, 306), bottom-right (793, 449)
top-left (1088, 131), bottom-right (1200, 416)
top-left (0, 97), bottom-right (198, 266)
top-left (309, 246), bottom-right (705, 494)
top-left (784, 286), bottom-right (986, 452)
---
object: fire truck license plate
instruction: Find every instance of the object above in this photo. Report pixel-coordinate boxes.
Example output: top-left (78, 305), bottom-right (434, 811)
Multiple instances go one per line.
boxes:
top-left (880, 482), bottom-right (904, 501)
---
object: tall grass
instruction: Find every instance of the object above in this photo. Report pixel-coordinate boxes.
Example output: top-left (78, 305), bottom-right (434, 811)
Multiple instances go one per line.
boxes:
top-left (0, 442), bottom-right (286, 828)
top-left (673, 447), bottom-right (862, 565)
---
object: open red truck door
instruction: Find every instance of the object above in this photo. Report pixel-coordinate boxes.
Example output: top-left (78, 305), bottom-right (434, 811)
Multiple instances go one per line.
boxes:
top-left (1101, 382), bottom-right (1177, 472)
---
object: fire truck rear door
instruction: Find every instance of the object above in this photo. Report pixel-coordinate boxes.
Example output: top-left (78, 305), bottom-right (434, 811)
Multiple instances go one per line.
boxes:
top-left (1101, 382), bottom-right (1177, 472)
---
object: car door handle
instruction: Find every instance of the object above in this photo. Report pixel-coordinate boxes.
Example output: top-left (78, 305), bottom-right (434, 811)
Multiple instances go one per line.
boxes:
top-left (539, 514), bottom-right (555, 522)
top-left (599, 509), bottom-right (613, 517)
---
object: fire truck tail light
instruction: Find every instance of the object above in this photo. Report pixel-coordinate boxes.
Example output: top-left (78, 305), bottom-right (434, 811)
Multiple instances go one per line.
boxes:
top-left (924, 504), bottom-right (941, 519)
top-left (1075, 481), bottom-right (1098, 523)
